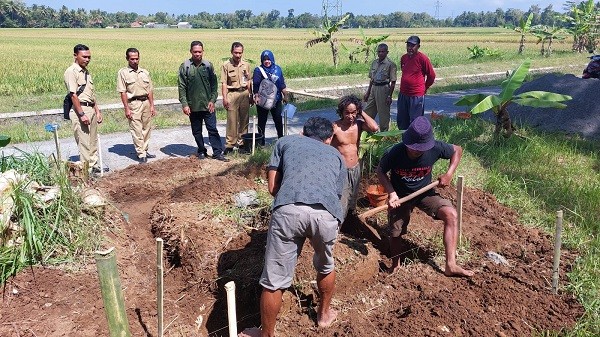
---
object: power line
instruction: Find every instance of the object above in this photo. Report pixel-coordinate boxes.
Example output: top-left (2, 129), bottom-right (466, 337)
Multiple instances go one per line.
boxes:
top-left (322, 0), bottom-right (342, 19)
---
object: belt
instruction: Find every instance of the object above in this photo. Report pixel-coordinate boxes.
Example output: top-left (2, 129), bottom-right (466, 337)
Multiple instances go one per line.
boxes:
top-left (80, 101), bottom-right (96, 107)
top-left (128, 95), bottom-right (148, 102)
top-left (373, 82), bottom-right (389, 86)
top-left (228, 87), bottom-right (247, 92)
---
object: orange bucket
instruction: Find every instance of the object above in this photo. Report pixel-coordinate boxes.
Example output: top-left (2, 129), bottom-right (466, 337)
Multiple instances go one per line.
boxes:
top-left (366, 184), bottom-right (388, 207)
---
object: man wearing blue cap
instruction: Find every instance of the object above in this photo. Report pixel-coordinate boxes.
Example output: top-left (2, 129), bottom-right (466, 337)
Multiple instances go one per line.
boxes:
top-left (376, 116), bottom-right (473, 277)
top-left (397, 35), bottom-right (436, 130)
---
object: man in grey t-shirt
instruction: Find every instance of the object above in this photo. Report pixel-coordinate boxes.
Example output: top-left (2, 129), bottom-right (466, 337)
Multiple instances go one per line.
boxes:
top-left (240, 117), bottom-right (346, 337)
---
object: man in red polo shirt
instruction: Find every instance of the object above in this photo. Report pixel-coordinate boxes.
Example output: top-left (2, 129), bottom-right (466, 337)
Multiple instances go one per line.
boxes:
top-left (397, 35), bottom-right (436, 130)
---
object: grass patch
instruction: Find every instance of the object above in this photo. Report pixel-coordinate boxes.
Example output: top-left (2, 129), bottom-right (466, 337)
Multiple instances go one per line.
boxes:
top-left (0, 151), bottom-right (103, 283)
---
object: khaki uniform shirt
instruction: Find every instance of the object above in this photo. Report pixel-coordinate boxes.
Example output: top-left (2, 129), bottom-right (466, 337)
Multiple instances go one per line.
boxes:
top-left (221, 59), bottom-right (252, 90)
top-left (64, 62), bottom-right (96, 104)
top-left (116, 66), bottom-right (153, 99)
top-left (368, 57), bottom-right (398, 84)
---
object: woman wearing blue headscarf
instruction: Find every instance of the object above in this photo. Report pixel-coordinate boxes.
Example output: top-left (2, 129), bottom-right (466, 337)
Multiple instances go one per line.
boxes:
top-left (253, 50), bottom-right (287, 145)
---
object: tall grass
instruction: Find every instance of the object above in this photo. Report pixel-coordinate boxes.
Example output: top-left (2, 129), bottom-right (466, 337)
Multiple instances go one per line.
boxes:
top-left (0, 152), bottom-right (103, 283)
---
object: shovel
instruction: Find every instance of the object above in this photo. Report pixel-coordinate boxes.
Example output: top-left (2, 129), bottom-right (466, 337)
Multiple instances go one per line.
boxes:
top-left (357, 181), bottom-right (440, 241)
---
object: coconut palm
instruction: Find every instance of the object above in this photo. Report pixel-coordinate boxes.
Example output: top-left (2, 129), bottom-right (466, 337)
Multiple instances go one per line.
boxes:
top-left (454, 60), bottom-right (572, 138)
top-left (305, 14), bottom-right (350, 68)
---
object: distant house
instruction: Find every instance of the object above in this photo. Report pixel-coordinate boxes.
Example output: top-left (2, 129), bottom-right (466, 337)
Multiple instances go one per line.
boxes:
top-left (130, 21), bottom-right (143, 28)
top-left (145, 22), bottom-right (169, 29)
top-left (177, 22), bottom-right (192, 29)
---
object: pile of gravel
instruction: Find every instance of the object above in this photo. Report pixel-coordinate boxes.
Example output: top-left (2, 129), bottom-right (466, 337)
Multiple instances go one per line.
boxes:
top-left (492, 74), bottom-right (600, 139)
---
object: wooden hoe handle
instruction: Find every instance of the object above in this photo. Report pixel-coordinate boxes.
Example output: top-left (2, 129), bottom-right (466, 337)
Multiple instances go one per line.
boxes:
top-left (358, 181), bottom-right (440, 221)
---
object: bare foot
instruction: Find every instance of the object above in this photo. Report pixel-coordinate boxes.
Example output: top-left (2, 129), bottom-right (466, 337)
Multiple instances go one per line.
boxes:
top-left (317, 309), bottom-right (338, 328)
top-left (444, 264), bottom-right (475, 277)
top-left (238, 327), bottom-right (261, 337)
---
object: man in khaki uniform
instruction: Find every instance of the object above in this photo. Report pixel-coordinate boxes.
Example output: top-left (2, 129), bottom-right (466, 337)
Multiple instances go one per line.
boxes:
top-left (64, 44), bottom-right (103, 175)
top-left (117, 48), bottom-right (156, 163)
top-left (363, 43), bottom-right (397, 132)
top-left (221, 41), bottom-right (253, 153)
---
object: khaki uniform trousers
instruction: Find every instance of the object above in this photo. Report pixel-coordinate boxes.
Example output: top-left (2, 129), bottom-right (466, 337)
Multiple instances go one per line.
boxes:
top-left (364, 85), bottom-right (392, 132)
top-left (128, 100), bottom-right (152, 158)
top-left (225, 89), bottom-right (250, 148)
top-left (69, 106), bottom-right (98, 169)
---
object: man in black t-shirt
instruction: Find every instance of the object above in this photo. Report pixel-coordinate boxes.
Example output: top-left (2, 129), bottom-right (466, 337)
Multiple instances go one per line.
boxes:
top-left (377, 116), bottom-right (473, 277)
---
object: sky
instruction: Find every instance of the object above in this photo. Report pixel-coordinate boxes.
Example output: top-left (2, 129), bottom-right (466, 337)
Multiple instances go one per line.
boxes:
top-left (23, 0), bottom-right (570, 19)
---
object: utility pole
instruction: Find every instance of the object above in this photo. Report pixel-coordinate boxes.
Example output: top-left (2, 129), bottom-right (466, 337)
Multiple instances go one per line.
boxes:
top-left (434, 0), bottom-right (441, 22)
top-left (322, 0), bottom-right (342, 19)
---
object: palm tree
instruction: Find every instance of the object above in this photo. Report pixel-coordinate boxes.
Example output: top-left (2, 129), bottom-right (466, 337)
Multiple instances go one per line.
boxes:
top-left (305, 14), bottom-right (350, 68)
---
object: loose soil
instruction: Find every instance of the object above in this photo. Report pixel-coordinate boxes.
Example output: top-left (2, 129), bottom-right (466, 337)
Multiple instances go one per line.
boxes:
top-left (0, 157), bottom-right (583, 336)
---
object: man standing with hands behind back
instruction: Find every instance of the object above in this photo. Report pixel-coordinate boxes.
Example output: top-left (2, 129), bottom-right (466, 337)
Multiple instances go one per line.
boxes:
top-left (178, 40), bottom-right (229, 161)
top-left (363, 43), bottom-right (397, 132)
top-left (397, 35), bottom-right (436, 130)
top-left (221, 42), bottom-right (252, 154)
top-left (64, 44), bottom-right (103, 176)
top-left (117, 47), bottom-right (156, 163)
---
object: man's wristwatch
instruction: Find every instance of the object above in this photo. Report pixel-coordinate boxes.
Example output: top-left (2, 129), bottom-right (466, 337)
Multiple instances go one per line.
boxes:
top-left (77, 111), bottom-right (85, 117)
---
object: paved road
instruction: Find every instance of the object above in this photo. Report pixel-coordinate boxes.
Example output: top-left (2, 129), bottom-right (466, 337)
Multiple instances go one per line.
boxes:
top-left (4, 87), bottom-right (499, 173)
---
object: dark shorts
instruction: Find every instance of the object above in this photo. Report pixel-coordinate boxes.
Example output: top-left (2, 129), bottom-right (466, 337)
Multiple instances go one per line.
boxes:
top-left (388, 193), bottom-right (453, 237)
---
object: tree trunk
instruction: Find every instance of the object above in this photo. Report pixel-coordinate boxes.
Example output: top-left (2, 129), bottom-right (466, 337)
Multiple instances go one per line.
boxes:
top-left (330, 40), bottom-right (338, 68)
top-left (495, 109), bottom-right (513, 138)
top-left (518, 35), bottom-right (525, 54)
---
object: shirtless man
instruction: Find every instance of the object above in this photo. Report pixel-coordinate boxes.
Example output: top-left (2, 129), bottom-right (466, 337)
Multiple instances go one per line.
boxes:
top-left (331, 95), bottom-right (379, 217)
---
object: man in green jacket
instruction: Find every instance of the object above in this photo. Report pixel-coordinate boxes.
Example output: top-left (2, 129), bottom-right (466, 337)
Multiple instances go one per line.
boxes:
top-left (178, 40), bottom-right (228, 161)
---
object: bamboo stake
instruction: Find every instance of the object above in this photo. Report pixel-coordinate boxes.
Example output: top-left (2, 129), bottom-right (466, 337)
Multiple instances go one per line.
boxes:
top-left (552, 210), bottom-right (563, 294)
top-left (457, 176), bottom-right (464, 246)
top-left (94, 247), bottom-right (132, 337)
top-left (252, 115), bottom-right (256, 155)
top-left (224, 281), bottom-right (237, 337)
top-left (52, 127), bottom-right (61, 163)
top-left (97, 134), bottom-right (104, 177)
top-left (283, 105), bottom-right (288, 136)
top-left (156, 238), bottom-right (164, 337)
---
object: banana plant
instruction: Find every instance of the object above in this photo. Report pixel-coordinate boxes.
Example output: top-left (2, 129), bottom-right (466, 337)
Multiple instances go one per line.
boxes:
top-left (358, 130), bottom-right (402, 174)
top-left (345, 27), bottom-right (389, 63)
top-left (454, 59), bottom-right (572, 138)
top-left (305, 14), bottom-right (350, 68)
top-left (515, 13), bottom-right (534, 54)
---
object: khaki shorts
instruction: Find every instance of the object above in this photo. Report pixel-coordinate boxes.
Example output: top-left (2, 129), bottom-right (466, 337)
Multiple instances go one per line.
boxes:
top-left (260, 203), bottom-right (339, 290)
top-left (388, 193), bottom-right (453, 238)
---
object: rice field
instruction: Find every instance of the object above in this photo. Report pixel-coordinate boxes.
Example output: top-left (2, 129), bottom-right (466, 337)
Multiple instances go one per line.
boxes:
top-left (0, 27), bottom-right (589, 113)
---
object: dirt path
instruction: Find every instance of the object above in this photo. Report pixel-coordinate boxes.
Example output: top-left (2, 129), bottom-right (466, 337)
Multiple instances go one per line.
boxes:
top-left (0, 157), bottom-right (582, 336)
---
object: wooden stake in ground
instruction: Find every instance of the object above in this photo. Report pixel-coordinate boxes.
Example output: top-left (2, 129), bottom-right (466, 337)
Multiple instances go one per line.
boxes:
top-left (552, 210), bottom-right (563, 294)
top-left (224, 281), bottom-right (238, 337)
top-left (94, 247), bottom-right (131, 337)
top-left (156, 238), bottom-right (164, 337)
top-left (457, 176), bottom-right (464, 246)
top-left (97, 134), bottom-right (104, 177)
top-left (252, 115), bottom-right (256, 155)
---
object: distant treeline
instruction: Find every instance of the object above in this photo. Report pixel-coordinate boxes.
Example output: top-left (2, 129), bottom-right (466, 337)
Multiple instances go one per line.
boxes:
top-left (0, 0), bottom-right (580, 29)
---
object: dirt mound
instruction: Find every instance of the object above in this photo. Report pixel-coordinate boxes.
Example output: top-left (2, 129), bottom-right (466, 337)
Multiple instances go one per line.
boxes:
top-left (490, 74), bottom-right (600, 139)
top-left (0, 157), bottom-right (583, 336)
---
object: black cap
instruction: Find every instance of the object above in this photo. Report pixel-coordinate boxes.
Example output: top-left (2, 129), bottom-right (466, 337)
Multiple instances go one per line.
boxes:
top-left (406, 35), bottom-right (420, 45)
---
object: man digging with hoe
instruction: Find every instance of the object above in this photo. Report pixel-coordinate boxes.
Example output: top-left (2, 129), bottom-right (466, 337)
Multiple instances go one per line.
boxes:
top-left (377, 116), bottom-right (473, 277)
